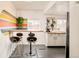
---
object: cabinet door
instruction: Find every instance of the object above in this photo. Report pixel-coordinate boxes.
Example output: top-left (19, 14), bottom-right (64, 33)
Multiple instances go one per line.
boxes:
top-left (56, 34), bottom-right (66, 46)
top-left (48, 34), bottom-right (56, 46)
top-left (34, 32), bottom-right (45, 45)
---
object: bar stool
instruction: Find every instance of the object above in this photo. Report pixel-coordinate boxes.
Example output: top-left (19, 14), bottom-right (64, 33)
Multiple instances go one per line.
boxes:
top-left (10, 33), bottom-right (24, 57)
top-left (10, 33), bottom-right (23, 43)
top-left (27, 32), bottom-right (37, 56)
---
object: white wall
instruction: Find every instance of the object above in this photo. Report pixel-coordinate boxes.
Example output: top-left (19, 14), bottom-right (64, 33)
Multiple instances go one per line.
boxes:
top-left (70, 1), bottom-right (79, 57)
top-left (0, 1), bottom-right (17, 58)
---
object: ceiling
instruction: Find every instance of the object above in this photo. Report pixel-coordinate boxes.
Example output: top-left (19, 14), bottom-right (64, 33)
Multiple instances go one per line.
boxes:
top-left (12, 1), bottom-right (49, 11)
top-left (46, 1), bottom-right (69, 15)
top-left (12, 1), bottom-right (69, 17)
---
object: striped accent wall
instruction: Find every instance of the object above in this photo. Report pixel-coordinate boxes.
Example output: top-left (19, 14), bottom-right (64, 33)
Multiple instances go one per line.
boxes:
top-left (0, 10), bottom-right (27, 29)
top-left (0, 11), bottom-right (16, 28)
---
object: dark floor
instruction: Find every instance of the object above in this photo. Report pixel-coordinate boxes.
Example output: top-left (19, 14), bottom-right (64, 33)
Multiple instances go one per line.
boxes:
top-left (10, 44), bottom-right (65, 58)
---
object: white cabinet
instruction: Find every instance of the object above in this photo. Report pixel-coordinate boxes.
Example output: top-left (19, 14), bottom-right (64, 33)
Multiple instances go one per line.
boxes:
top-left (56, 34), bottom-right (66, 46)
top-left (47, 33), bottom-right (66, 46)
top-left (0, 32), bottom-right (17, 58)
top-left (47, 34), bottom-right (56, 46)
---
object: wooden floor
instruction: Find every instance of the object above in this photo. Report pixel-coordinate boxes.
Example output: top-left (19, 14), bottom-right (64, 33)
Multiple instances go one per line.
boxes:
top-left (10, 44), bottom-right (65, 58)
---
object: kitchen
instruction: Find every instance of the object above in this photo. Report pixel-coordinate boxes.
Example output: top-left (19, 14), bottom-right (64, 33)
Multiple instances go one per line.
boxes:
top-left (0, 1), bottom-right (69, 58)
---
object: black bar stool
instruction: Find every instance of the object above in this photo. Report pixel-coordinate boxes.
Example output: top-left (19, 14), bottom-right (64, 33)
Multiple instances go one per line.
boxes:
top-left (10, 33), bottom-right (23, 43)
top-left (27, 32), bottom-right (37, 56)
top-left (10, 33), bottom-right (24, 57)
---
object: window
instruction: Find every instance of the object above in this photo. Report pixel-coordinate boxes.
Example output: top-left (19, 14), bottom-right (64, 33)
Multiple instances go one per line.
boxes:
top-left (27, 20), bottom-right (42, 31)
top-left (56, 19), bottom-right (66, 32)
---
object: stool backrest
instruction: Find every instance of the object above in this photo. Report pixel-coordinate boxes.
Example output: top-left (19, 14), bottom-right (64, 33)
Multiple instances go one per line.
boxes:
top-left (16, 33), bottom-right (23, 36)
top-left (28, 32), bottom-right (35, 37)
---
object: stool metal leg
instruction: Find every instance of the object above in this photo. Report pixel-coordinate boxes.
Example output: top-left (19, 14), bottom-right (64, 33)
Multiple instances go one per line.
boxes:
top-left (29, 41), bottom-right (32, 55)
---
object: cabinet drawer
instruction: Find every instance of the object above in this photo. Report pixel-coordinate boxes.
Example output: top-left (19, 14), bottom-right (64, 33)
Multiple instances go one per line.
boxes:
top-left (56, 34), bottom-right (66, 46)
top-left (48, 34), bottom-right (57, 46)
top-left (56, 39), bottom-right (65, 46)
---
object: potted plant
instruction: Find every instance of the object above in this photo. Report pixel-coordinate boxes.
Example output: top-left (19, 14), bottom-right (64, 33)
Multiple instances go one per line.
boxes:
top-left (16, 17), bottom-right (24, 29)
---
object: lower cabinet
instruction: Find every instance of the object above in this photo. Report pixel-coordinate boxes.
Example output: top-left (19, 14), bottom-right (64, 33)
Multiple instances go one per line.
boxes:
top-left (47, 33), bottom-right (66, 46)
top-left (47, 34), bottom-right (56, 46)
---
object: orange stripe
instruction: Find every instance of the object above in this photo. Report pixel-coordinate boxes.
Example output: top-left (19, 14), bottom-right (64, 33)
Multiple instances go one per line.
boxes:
top-left (0, 20), bottom-right (27, 27)
top-left (0, 20), bottom-right (16, 27)
top-left (22, 24), bottom-right (27, 26)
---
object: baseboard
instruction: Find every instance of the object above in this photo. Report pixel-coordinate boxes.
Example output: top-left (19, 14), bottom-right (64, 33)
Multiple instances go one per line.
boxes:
top-left (47, 46), bottom-right (65, 48)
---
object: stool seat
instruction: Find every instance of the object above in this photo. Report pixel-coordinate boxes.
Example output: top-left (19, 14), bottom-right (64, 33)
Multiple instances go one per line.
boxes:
top-left (10, 37), bottom-right (20, 43)
top-left (10, 33), bottom-right (23, 43)
top-left (17, 33), bottom-right (23, 36)
top-left (27, 36), bottom-right (37, 42)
